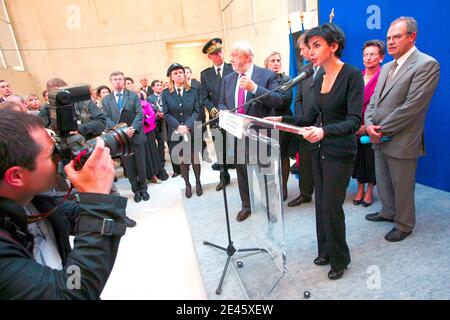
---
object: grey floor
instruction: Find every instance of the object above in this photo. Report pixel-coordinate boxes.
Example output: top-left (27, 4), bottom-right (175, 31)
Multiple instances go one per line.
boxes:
top-left (183, 174), bottom-right (450, 300)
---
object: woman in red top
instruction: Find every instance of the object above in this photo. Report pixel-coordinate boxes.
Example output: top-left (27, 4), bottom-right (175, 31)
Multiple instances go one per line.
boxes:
top-left (352, 40), bottom-right (385, 207)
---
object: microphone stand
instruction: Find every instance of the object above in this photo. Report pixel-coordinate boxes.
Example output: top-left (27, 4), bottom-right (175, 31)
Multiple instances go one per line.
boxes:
top-left (201, 80), bottom-right (289, 295)
top-left (201, 75), bottom-right (307, 295)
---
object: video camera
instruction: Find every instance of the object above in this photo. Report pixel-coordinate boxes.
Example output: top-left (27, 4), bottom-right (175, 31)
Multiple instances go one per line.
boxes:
top-left (48, 84), bottom-right (132, 169)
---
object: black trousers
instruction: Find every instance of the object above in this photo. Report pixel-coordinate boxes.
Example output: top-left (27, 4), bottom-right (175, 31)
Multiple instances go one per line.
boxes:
top-left (312, 154), bottom-right (353, 270)
top-left (155, 121), bottom-right (166, 168)
top-left (121, 142), bottom-right (147, 194)
top-left (298, 140), bottom-right (314, 198)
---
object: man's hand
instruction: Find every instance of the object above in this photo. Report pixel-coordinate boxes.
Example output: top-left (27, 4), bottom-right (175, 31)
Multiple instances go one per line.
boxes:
top-left (366, 125), bottom-right (382, 144)
top-left (356, 125), bottom-right (366, 136)
top-left (210, 107), bottom-right (219, 118)
top-left (64, 138), bottom-right (115, 194)
top-left (157, 111), bottom-right (164, 120)
top-left (264, 116), bottom-right (283, 122)
top-left (239, 76), bottom-right (256, 92)
top-left (303, 126), bottom-right (324, 143)
top-left (126, 126), bottom-right (136, 138)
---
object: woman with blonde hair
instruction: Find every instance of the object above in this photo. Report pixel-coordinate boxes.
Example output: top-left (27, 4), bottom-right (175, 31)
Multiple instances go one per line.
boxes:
top-left (162, 63), bottom-right (202, 198)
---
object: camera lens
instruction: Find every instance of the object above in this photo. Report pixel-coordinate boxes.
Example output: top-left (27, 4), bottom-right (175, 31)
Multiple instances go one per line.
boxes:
top-left (86, 123), bottom-right (132, 158)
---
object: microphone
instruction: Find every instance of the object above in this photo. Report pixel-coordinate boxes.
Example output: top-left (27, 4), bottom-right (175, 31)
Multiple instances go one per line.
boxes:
top-left (360, 135), bottom-right (391, 144)
top-left (280, 68), bottom-right (314, 91)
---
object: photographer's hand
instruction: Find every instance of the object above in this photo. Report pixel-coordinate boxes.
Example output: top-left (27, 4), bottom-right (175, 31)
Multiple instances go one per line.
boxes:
top-left (64, 138), bottom-right (115, 194)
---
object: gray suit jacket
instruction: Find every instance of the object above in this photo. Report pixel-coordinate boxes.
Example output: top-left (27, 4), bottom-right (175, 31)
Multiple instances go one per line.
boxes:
top-left (101, 89), bottom-right (146, 144)
top-left (365, 49), bottom-right (440, 159)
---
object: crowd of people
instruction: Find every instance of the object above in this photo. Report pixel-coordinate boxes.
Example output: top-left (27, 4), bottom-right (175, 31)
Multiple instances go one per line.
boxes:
top-left (0, 15), bottom-right (440, 299)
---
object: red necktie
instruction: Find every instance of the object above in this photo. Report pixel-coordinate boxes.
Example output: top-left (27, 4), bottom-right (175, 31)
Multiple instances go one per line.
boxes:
top-left (237, 74), bottom-right (246, 114)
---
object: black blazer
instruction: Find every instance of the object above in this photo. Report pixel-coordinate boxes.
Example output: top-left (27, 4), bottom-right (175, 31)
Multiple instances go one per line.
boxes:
top-left (218, 64), bottom-right (283, 118)
top-left (101, 89), bottom-right (146, 144)
top-left (162, 87), bottom-right (201, 138)
top-left (271, 73), bottom-right (293, 116)
top-left (295, 62), bottom-right (318, 117)
top-left (284, 63), bottom-right (363, 160)
top-left (200, 63), bottom-right (233, 112)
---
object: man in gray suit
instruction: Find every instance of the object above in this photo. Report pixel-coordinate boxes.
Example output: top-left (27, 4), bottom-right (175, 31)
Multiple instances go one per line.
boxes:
top-left (365, 17), bottom-right (440, 242)
top-left (102, 71), bottom-right (149, 203)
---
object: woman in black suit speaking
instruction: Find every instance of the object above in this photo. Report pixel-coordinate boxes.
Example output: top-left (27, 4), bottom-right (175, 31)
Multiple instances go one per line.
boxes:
top-left (162, 63), bottom-right (202, 198)
top-left (267, 24), bottom-right (363, 280)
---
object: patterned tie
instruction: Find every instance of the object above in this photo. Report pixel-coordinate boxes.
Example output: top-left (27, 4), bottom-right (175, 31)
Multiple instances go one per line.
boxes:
top-left (117, 93), bottom-right (123, 112)
top-left (217, 67), bottom-right (222, 80)
top-left (237, 74), bottom-right (246, 114)
top-left (386, 60), bottom-right (398, 83)
top-left (381, 61), bottom-right (398, 94)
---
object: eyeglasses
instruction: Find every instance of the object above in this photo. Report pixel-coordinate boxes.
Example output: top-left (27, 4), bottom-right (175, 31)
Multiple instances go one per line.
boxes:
top-left (386, 33), bottom-right (411, 42)
top-left (363, 53), bottom-right (380, 58)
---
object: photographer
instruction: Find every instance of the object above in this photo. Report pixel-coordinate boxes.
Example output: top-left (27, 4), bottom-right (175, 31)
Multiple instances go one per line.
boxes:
top-left (0, 110), bottom-right (128, 299)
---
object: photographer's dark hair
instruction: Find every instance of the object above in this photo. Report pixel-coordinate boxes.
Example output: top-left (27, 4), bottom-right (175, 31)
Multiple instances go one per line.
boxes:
top-left (363, 39), bottom-right (386, 56)
top-left (0, 110), bottom-right (45, 179)
top-left (305, 23), bottom-right (346, 58)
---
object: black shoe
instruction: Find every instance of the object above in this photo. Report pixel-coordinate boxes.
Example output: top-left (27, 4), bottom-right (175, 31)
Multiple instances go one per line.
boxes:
top-left (211, 163), bottom-right (222, 171)
top-left (141, 191), bottom-right (150, 201)
top-left (172, 172), bottom-right (180, 178)
top-left (287, 195), bottom-right (312, 207)
top-left (314, 256), bottom-right (330, 266)
top-left (328, 267), bottom-right (346, 280)
top-left (124, 216), bottom-right (137, 228)
top-left (365, 212), bottom-right (394, 222)
top-left (215, 179), bottom-right (230, 191)
top-left (384, 228), bottom-right (412, 242)
top-left (196, 182), bottom-right (203, 196)
top-left (361, 200), bottom-right (372, 207)
top-left (157, 170), bottom-right (169, 181)
top-left (353, 199), bottom-right (363, 205)
top-left (133, 192), bottom-right (142, 203)
top-left (185, 184), bottom-right (192, 198)
top-left (236, 209), bottom-right (251, 222)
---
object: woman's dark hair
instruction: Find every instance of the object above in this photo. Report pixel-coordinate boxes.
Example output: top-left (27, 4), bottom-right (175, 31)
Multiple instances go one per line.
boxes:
top-left (96, 85), bottom-right (111, 96)
top-left (305, 23), bottom-right (346, 58)
top-left (363, 39), bottom-right (386, 56)
top-left (0, 110), bottom-right (44, 179)
top-left (124, 77), bottom-right (134, 83)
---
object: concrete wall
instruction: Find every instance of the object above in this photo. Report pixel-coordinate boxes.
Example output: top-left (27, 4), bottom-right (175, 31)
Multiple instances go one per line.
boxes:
top-left (5, 0), bottom-right (317, 93)
top-left (0, 69), bottom-right (41, 99)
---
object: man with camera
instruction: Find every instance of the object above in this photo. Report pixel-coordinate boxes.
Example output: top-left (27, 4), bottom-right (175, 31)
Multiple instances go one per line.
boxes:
top-left (102, 71), bottom-right (149, 203)
top-left (0, 109), bottom-right (128, 299)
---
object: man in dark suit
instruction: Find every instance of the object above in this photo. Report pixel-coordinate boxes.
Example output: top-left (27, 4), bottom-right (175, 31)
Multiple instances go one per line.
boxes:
top-left (102, 71), bottom-right (149, 203)
top-left (288, 34), bottom-right (318, 207)
top-left (218, 41), bottom-right (283, 222)
top-left (139, 76), bottom-right (154, 97)
top-left (200, 38), bottom-right (235, 191)
top-left (365, 17), bottom-right (440, 242)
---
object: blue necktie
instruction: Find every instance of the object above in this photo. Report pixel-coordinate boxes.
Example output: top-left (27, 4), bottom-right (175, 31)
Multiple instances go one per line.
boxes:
top-left (117, 93), bottom-right (123, 112)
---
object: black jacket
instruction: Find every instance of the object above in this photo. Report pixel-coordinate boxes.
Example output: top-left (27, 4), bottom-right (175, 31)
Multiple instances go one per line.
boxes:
top-left (162, 87), bottom-right (201, 139)
top-left (284, 64), bottom-right (363, 160)
top-left (0, 193), bottom-right (127, 299)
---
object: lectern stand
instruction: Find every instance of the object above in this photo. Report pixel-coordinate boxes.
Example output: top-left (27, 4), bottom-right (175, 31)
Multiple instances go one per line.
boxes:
top-left (203, 112), bottom-right (306, 298)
